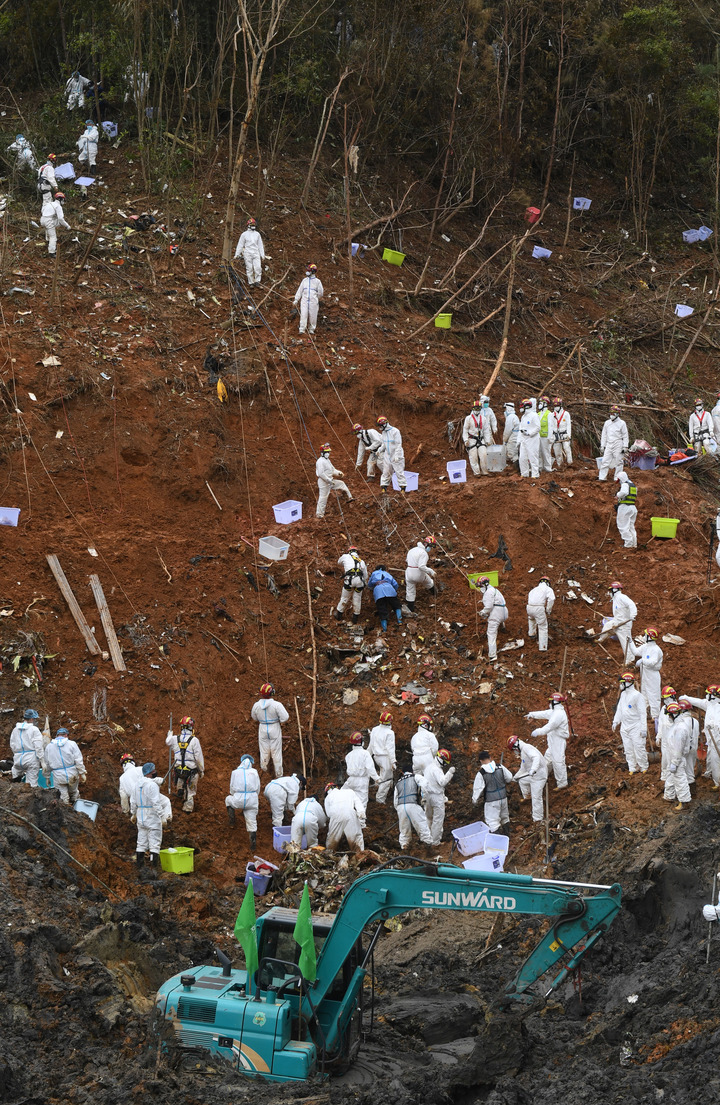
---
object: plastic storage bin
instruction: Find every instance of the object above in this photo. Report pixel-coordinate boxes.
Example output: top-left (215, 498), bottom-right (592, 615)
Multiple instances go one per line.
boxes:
top-left (0, 507), bottom-right (20, 526)
top-left (468, 571), bottom-right (499, 590)
top-left (244, 857), bottom-right (279, 894)
top-left (525, 207), bottom-right (541, 225)
top-left (273, 826), bottom-right (306, 853)
top-left (435, 313), bottom-right (452, 329)
top-left (451, 820), bottom-right (489, 857)
top-left (447, 460), bottom-right (467, 483)
top-left (675, 304), bottom-right (694, 318)
top-left (698, 226), bottom-right (714, 241)
top-left (651, 517), bottom-right (679, 539)
top-left (683, 229), bottom-right (701, 243)
top-left (631, 454), bottom-right (656, 471)
top-left (486, 444), bottom-right (507, 472)
top-left (259, 535), bottom-right (289, 560)
top-left (463, 853), bottom-right (503, 872)
top-left (484, 832), bottom-right (509, 856)
top-left (54, 162), bottom-right (75, 180)
top-left (159, 846), bottom-right (195, 874)
top-left (273, 500), bottom-right (302, 525)
top-left (573, 197), bottom-right (592, 210)
top-left (38, 770), bottom-right (53, 789)
top-left (532, 246), bottom-right (552, 260)
top-left (382, 248), bottom-right (405, 266)
top-left (391, 471), bottom-right (419, 492)
top-left (74, 799), bottom-right (99, 821)
top-left (102, 121), bottom-right (119, 138)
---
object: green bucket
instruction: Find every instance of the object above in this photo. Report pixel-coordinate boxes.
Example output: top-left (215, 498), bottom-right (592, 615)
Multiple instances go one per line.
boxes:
top-left (435, 313), bottom-right (452, 329)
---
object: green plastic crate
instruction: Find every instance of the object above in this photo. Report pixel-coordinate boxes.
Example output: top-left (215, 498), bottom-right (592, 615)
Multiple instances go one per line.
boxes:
top-left (159, 846), bottom-right (194, 874)
top-left (382, 248), bottom-right (405, 266)
top-left (650, 517), bottom-right (679, 539)
top-left (468, 570), bottom-right (499, 590)
top-left (435, 313), bottom-right (452, 329)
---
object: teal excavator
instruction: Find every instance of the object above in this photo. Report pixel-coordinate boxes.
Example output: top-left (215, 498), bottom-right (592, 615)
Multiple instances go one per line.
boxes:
top-left (156, 857), bottom-right (622, 1082)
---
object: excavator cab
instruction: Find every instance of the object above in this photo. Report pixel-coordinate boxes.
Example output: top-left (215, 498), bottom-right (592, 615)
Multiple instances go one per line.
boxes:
top-left (256, 906), bottom-right (363, 1000)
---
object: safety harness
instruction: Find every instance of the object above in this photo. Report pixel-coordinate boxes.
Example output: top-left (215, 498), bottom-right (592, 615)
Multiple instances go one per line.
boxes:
top-left (551, 410), bottom-right (568, 441)
top-left (343, 552), bottom-right (365, 590)
top-left (174, 732), bottom-right (198, 782)
top-left (466, 412), bottom-right (483, 449)
top-left (396, 773), bottom-right (420, 805)
top-left (618, 482), bottom-right (637, 506)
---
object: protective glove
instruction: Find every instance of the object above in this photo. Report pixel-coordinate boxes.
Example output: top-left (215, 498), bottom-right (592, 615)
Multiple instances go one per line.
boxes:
top-left (336, 470), bottom-right (344, 478)
top-left (80, 773), bottom-right (87, 784)
top-left (447, 766), bottom-right (456, 779)
top-left (289, 306), bottom-right (299, 319)
top-left (669, 764), bottom-right (677, 773)
top-left (131, 814), bottom-right (137, 824)
top-left (703, 904), bottom-right (720, 922)
top-left (635, 660), bottom-right (642, 667)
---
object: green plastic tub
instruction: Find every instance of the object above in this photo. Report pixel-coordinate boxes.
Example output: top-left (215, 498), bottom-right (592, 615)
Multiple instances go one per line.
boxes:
top-left (435, 313), bottom-right (452, 329)
top-left (650, 517), bottom-right (679, 539)
top-left (382, 248), bottom-right (405, 266)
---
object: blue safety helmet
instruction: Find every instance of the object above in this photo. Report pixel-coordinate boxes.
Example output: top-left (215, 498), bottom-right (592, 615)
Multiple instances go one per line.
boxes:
top-left (56, 728), bottom-right (69, 736)
top-left (142, 762), bottom-right (156, 776)
top-left (24, 709), bottom-right (39, 719)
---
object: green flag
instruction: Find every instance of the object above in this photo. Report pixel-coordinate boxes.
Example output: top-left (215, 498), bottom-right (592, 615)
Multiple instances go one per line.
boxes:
top-left (234, 882), bottom-right (259, 981)
top-left (293, 881), bottom-right (317, 982)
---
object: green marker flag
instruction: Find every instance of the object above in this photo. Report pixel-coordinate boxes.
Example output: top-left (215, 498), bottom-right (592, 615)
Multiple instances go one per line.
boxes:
top-left (234, 881), bottom-right (259, 981)
top-left (293, 881), bottom-right (317, 982)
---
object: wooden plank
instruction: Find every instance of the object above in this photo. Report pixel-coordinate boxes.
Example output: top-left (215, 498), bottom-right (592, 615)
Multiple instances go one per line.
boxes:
top-left (46, 554), bottom-right (102, 656)
top-left (88, 573), bottom-right (127, 672)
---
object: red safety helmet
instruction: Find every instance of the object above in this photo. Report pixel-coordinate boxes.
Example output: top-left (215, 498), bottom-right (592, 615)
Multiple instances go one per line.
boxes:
top-left (47, 153), bottom-right (56, 161)
top-left (645, 627), bottom-right (659, 640)
top-left (418, 714), bottom-right (433, 728)
top-left (679, 700), bottom-right (693, 712)
top-left (120, 752), bottom-right (135, 764)
top-left (477, 575), bottom-right (491, 589)
top-left (666, 702), bottom-right (682, 717)
top-left (610, 404), bottom-right (621, 414)
top-left (708, 685), bottom-right (720, 698)
top-left (519, 398), bottom-right (532, 410)
top-left (540, 575), bottom-right (551, 583)
top-left (538, 395), bottom-right (550, 406)
top-left (376, 415), bottom-right (389, 427)
top-left (349, 731), bottom-right (364, 745)
top-left (619, 671), bottom-right (635, 685)
top-left (379, 711), bottom-right (392, 724)
top-left (260, 683), bottom-right (274, 697)
top-left (549, 692), bottom-right (567, 705)
top-left (307, 263), bottom-right (317, 273)
top-left (507, 735), bottom-right (520, 750)
top-left (348, 544), bottom-right (358, 552)
top-left (325, 782), bottom-right (337, 793)
top-left (54, 192), bottom-right (65, 201)
top-left (320, 442), bottom-right (331, 453)
top-left (552, 396), bottom-right (562, 406)
top-left (472, 399), bottom-right (482, 410)
top-left (352, 422), bottom-right (363, 433)
top-left (661, 686), bottom-right (676, 699)
top-left (180, 715), bottom-right (195, 730)
top-left (437, 749), bottom-right (451, 765)
top-left (424, 535), bottom-right (437, 546)
top-left (247, 217), bottom-right (256, 227)
top-left (609, 581), bottom-right (623, 592)
top-left (695, 397), bottom-right (704, 408)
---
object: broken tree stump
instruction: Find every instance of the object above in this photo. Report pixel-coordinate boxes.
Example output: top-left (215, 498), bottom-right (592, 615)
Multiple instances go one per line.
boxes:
top-left (46, 554), bottom-right (101, 656)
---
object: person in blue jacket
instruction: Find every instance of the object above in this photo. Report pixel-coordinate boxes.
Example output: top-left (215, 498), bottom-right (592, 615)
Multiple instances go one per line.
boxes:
top-left (368, 565), bottom-right (402, 631)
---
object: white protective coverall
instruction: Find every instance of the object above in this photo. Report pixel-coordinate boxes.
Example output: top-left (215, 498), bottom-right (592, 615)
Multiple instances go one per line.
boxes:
top-left (613, 686), bottom-right (648, 772)
top-left (325, 787), bottom-right (365, 851)
top-left (712, 398), bottom-right (720, 445)
top-left (513, 740), bottom-right (547, 821)
top-left (40, 196), bottom-right (70, 255)
top-left (379, 422), bottom-right (406, 489)
top-left (662, 716), bottom-right (692, 804)
top-left (503, 405), bottom-right (520, 463)
top-left (656, 700), bottom-right (675, 780)
top-left (355, 427), bottom-right (384, 477)
top-left (166, 732), bottom-right (204, 812)
top-left (293, 273), bottom-right (323, 334)
top-left (463, 410), bottom-right (488, 476)
top-left (598, 590), bottom-right (637, 663)
top-left (315, 454), bottom-right (352, 518)
top-left (343, 746), bottom-right (379, 805)
top-left (394, 772), bottom-right (432, 848)
top-left (479, 398), bottom-right (497, 444)
top-left (598, 416), bottom-right (629, 480)
top-left (679, 694), bottom-right (720, 786)
top-left (684, 710), bottom-right (700, 784)
top-left (10, 720), bottom-right (45, 787)
top-left (526, 580), bottom-right (555, 651)
top-left (291, 796), bottom-right (327, 847)
top-left (615, 475), bottom-right (638, 549)
top-left (131, 774), bottom-right (165, 856)
top-left (7, 136), bottom-right (37, 171)
top-left (367, 722), bottom-right (396, 803)
top-left (65, 72), bottom-right (91, 110)
top-left (716, 510), bottom-right (720, 571)
top-left (405, 541), bottom-right (435, 604)
top-left (528, 705), bottom-right (569, 788)
top-left (518, 409), bottom-right (541, 478)
top-left (472, 761), bottom-right (512, 831)
top-left (234, 227), bottom-right (265, 285)
top-left (124, 64), bottom-right (149, 103)
top-left (77, 123), bottom-right (99, 169)
top-left (336, 551), bottom-right (368, 616)
top-left (550, 406), bottom-right (572, 465)
top-left (251, 695), bottom-right (289, 776)
top-left (45, 734), bottom-right (85, 803)
top-left (537, 404), bottom-right (554, 473)
top-left (411, 724), bottom-right (439, 774)
top-left (225, 756), bottom-right (261, 832)
top-left (119, 762), bottom-right (144, 813)
top-left (416, 757), bottom-right (455, 845)
top-left (629, 640), bottom-right (663, 719)
top-left (38, 161), bottom-right (58, 196)
top-left (264, 773), bottom-right (301, 827)
top-left (481, 583), bottom-right (508, 661)
top-left (688, 408), bottom-right (717, 452)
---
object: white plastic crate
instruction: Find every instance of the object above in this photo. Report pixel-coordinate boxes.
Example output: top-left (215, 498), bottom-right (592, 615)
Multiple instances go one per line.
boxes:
top-left (391, 471), bottom-right (419, 492)
top-left (462, 854), bottom-right (503, 872)
top-left (451, 820), bottom-right (489, 857)
top-left (698, 226), bottom-right (713, 241)
top-left (447, 460), bottom-right (467, 483)
top-left (74, 799), bottom-right (99, 821)
top-left (273, 499), bottom-right (302, 525)
top-left (532, 246), bottom-right (552, 259)
top-left (0, 507), bottom-right (20, 526)
top-left (486, 444), bottom-right (507, 472)
top-left (683, 229), bottom-right (701, 243)
top-left (102, 121), bottom-right (119, 138)
top-left (259, 536), bottom-right (289, 561)
top-left (573, 197), bottom-right (592, 211)
top-left (484, 832), bottom-right (509, 855)
top-left (273, 826), bottom-right (306, 853)
top-left (675, 304), bottom-right (694, 318)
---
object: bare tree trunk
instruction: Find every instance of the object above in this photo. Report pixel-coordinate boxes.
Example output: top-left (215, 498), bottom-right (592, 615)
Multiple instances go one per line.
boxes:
top-left (541, 0), bottom-right (565, 210)
top-left (301, 67), bottom-right (350, 206)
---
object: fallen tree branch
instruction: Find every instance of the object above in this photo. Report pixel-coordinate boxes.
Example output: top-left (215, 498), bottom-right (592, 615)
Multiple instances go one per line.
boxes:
top-left (336, 180), bottom-right (418, 250)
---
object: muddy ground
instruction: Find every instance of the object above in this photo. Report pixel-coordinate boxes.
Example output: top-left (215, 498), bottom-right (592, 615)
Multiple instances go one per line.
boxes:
top-left (2, 121), bottom-right (720, 1103)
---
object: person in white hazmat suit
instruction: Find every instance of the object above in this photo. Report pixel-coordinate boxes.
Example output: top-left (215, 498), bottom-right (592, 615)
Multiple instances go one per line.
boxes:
top-left (503, 402), bottom-right (520, 464)
top-left (679, 685), bottom-right (720, 787)
top-left (342, 732), bottom-right (379, 805)
top-left (526, 574), bottom-right (555, 652)
top-left (518, 399), bottom-right (540, 478)
top-left (657, 686), bottom-right (678, 780)
top-left (507, 735), bottom-right (547, 822)
top-left (463, 399), bottom-right (489, 476)
top-left (615, 473), bottom-right (638, 549)
top-left (527, 693), bottom-right (570, 789)
top-left (233, 217), bottom-right (265, 285)
top-left (353, 422), bottom-right (384, 478)
top-left (597, 581), bottom-right (637, 663)
top-left (293, 263), bottom-right (323, 334)
top-left (166, 716), bottom-right (204, 812)
top-left (9, 709), bottom-right (45, 788)
top-left (679, 700), bottom-right (700, 787)
top-left (45, 727), bottom-right (86, 803)
top-left (472, 751), bottom-right (512, 832)
top-left (38, 155), bottom-right (58, 197)
top-left (628, 628), bottom-right (663, 721)
top-left (226, 754), bottom-right (261, 847)
top-left (712, 392), bottom-right (720, 444)
top-left (291, 794), bottom-right (327, 848)
top-left (120, 753), bottom-right (172, 824)
top-left (716, 506), bottom-right (720, 573)
top-left (264, 772), bottom-right (304, 827)
top-left (549, 397), bottom-right (572, 466)
top-left (394, 765), bottom-right (433, 849)
top-left (477, 575), bottom-right (508, 662)
top-left (77, 120), bottom-right (99, 171)
top-left (598, 406), bottom-right (629, 480)
top-left (40, 192), bottom-right (70, 255)
top-left (404, 535), bottom-right (436, 611)
top-left (537, 396), bottom-right (554, 473)
top-left (7, 135), bottom-right (37, 172)
top-left (325, 782), bottom-right (365, 852)
top-left (65, 71), bottom-right (91, 110)
top-left (315, 443), bottom-right (353, 518)
top-left (334, 544), bottom-right (368, 624)
top-left (130, 763), bottom-right (165, 869)
top-left (688, 399), bottom-right (717, 453)
top-left (411, 714), bottom-right (439, 774)
top-left (415, 749), bottom-right (455, 846)
top-left (376, 415), bottom-right (406, 491)
top-left (367, 711), bottom-right (396, 803)
top-left (613, 671), bottom-right (648, 773)
top-left (479, 395), bottom-right (498, 445)
top-left (661, 704), bottom-right (692, 809)
top-left (251, 683), bottom-right (289, 776)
